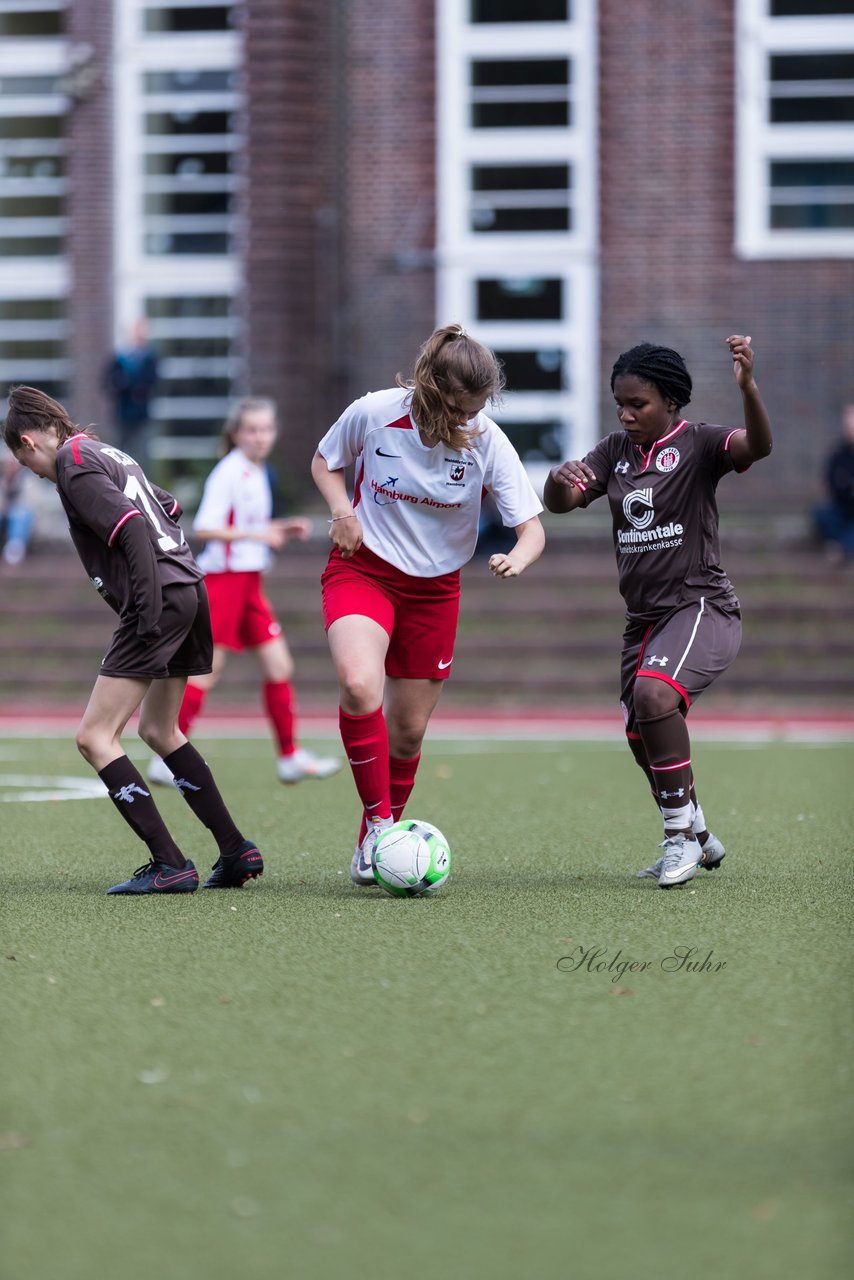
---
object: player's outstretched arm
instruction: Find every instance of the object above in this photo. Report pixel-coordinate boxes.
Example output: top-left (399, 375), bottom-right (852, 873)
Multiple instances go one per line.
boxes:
top-left (726, 335), bottom-right (773, 467)
top-left (488, 515), bottom-right (545, 579)
top-left (543, 459), bottom-right (597, 513)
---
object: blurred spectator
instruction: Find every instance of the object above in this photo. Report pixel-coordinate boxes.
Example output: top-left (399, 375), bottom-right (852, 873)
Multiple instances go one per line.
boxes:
top-left (813, 403), bottom-right (854, 564)
top-left (1, 446), bottom-right (34, 567)
top-left (103, 317), bottom-right (159, 474)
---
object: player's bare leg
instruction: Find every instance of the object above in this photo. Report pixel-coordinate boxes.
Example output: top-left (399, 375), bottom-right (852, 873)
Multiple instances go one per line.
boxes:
top-left (147, 649), bottom-right (226, 784)
top-left (76, 674), bottom-right (194, 884)
top-left (138, 676), bottom-right (263, 888)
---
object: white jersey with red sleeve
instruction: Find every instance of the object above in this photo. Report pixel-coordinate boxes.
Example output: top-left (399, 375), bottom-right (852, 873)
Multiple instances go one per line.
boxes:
top-left (317, 387), bottom-right (542, 577)
top-left (194, 448), bottom-right (273, 574)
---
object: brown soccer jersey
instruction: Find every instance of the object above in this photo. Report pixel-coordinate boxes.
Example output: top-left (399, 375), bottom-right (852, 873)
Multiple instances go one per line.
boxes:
top-left (578, 420), bottom-right (744, 623)
top-left (54, 434), bottom-right (202, 617)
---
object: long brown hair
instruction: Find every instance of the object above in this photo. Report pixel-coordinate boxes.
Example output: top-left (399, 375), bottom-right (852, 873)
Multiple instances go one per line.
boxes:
top-left (220, 396), bottom-right (276, 456)
top-left (398, 324), bottom-right (505, 451)
top-left (3, 385), bottom-right (85, 451)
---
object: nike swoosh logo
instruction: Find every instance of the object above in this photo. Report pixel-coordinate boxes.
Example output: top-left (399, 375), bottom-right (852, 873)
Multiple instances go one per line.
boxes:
top-left (438, 658), bottom-right (453, 669)
top-left (375, 448), bottom-right (401, 458)
top-left (348, 756), bottom-right (377, 765)
top-left (153, 868), bottom-right (198, 888)
top-left (662, 861), bottom-right (699, 880)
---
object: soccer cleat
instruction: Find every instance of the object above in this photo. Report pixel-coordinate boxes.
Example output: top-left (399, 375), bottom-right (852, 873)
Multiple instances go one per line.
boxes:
top-left (203, 839), bottom-right (264, 889)
top-left (698, 831), bottom-right (726, 870)
top-left (107, 859), bottom-right (198, 895)
top-left (277, 747), bottom-right (342, 784)
top-left (657, 833), bottom-right (702, 889)
top-left (349, 821), bottom-right (386, 886)
top-left (146, 755), bottom-right (175, 787)
top-left (637, 830), bottom-right (726, 879)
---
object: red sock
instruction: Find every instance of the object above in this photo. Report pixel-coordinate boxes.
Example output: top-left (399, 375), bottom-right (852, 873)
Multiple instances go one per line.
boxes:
top-left (339, 706), bottom-right (391, 824)
top-left (263, 680), bottom-right (296, 756)
top-left (390, 753), bottom-right (420, 822)
top-left (178, 682), bottom-right (206, 737)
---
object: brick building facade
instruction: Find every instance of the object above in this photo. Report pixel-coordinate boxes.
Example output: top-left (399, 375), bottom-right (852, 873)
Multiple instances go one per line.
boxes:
top-left (1, 0), bottom-right (852, 504)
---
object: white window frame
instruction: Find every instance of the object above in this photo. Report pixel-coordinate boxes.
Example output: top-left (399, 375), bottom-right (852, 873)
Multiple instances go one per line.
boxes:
top-left (736, 0), bottom-right (854, 259)
top-left (113, 0), bottom-right (241, 452)
top-left (436, 0), bottom-right (598, 470)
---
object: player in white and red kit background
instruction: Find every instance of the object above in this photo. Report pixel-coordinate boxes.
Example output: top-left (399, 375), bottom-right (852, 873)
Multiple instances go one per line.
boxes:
top-left (312, 324), bottom-right (545, 883)
top-left (545, 335), bottom-right (773, 889)
top-left (147, 398), bottom-right (340, 787)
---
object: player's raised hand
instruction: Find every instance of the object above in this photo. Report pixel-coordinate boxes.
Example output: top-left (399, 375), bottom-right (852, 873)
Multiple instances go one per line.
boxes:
top-left (549, 458), bottom-right (597, 489)
top-left (727, 335), bottom-right (755, 390)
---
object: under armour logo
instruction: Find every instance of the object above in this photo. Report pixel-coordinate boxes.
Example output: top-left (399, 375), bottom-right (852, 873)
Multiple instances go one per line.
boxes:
top-left (646, 654), bottom-right (669, 667)
top-left (660, 788), bottom-right (685, 800)
top-left (113, 783), bottom-right (150, 803)
top-left (172, 777), bottom-right (201, 795)
top-left (615, 461), bottom-right (630, 474)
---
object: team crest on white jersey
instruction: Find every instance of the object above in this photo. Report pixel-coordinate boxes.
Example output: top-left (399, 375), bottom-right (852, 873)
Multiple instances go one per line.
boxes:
top-left (655, 446), bottom-right (680, 473)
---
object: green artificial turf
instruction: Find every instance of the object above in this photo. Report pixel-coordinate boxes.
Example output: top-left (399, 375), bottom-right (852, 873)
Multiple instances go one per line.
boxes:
top-left (2, 733), bottom-right (852, 1280)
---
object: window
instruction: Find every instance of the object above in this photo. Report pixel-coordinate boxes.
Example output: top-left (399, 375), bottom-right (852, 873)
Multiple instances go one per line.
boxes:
top-left (438, 0), bottom-right (597, 465)
top-left (0, 4), bottom-right (69, 405)
top-left (476, 277), bottom-right (564, 321)
top-left (114, 1), bottom-right (242, 462)
top-left (470, 163), bottom-right (572, 232)
top-left (470, 58), bottom-right (571, 129)
top-left (470, 0), bottom-right (569, 22)
top-left (736, 0), bottom-right (854, 257)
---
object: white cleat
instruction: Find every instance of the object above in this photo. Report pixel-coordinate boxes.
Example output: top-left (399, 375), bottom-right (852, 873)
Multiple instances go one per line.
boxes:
top-left (349, 819), bottom-right (391, 886)
top-left (277, 747), bottom-right (342, 784)
top-left (657, 833), bottom-right (702, 889)
top-left (147, 755), bottom-right (175, 787)
top-left (637, 830), bottom-right (726, 879)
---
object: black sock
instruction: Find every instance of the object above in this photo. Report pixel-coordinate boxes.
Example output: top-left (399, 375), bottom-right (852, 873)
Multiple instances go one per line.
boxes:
top-left (98, 756), bottom-right (185, 868)
top-left (163, 742), bottom-right (244, 857)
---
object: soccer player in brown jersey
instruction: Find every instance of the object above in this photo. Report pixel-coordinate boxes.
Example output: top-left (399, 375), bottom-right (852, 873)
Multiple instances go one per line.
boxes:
top-left (3, 385), bottom-right (264, 895)
top-left (544, 336), bottom-right (773, 888)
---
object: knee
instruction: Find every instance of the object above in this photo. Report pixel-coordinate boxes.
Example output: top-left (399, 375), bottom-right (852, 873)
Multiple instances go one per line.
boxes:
top-left (388, 719), bottom-right (426, 760)
top-left (75, 727), bottom-right (100, 766)
top-left (633, 677), bottom-right (679, 722)
top-left (338, 669), bottom-right (383, 716)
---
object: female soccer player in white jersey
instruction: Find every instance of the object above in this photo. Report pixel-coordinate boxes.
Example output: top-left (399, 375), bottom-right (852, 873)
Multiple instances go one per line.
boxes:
top-left (544, 335), bottom-right (773, 889)
top-left (147, 398), bottom-right (340, 787)
top-left (3, 385), bottom-right (263, 895)
top-left (311, 324), bottom-right (546, 883)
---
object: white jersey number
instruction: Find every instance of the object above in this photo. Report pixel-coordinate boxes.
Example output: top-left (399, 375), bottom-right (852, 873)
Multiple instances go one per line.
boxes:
top-left (123, 475), bottom-right (182, 552)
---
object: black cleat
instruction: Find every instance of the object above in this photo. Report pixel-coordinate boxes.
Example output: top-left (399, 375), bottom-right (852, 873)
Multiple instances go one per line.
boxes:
top-left (203, 840), bottom-right (264, 889)
top-left (107, 859), bottom-right (198, 895)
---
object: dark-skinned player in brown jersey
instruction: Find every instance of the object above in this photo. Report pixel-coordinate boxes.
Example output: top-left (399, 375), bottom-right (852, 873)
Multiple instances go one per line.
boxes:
top-left (544, 336), bottom-right (773, 888)
top-left (4, 385), bottom-right (264, 895)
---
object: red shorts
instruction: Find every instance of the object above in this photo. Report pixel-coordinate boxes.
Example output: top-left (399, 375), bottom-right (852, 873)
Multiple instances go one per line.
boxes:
top-left (321, 545), bottom-right (461, 680)
top-left (204, 571), bottom-right (282, 651)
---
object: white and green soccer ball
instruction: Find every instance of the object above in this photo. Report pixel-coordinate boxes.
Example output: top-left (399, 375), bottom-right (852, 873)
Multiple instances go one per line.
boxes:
top-left (371, 820), bottom-right (451, 897)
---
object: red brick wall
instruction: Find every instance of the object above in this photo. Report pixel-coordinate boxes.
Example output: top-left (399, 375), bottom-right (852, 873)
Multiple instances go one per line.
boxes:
top-left (241, 1), bottom-right (334, 498)
top-left (598, 0), bottom-right (854, 500)
top-left (66, 1), bottom-right (113, 430)
top-left (336, 0), bottom-right (437, 407)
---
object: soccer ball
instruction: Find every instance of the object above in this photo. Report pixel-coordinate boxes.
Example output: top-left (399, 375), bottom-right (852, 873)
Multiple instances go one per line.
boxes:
top-left (371, 819), bottom-right (451, 897)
